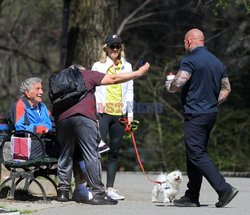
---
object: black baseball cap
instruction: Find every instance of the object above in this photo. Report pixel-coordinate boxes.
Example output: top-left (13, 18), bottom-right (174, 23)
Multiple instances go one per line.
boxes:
top-left (105, 34), bottom-right (122, 46)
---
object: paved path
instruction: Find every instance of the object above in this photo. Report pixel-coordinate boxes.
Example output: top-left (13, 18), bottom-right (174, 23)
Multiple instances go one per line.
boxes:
top-left (1, 172), bottom-right (249, 215)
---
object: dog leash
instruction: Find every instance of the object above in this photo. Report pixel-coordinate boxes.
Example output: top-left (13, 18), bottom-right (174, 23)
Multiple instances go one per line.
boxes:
top-left (119, 118), bottom-right (162, 185)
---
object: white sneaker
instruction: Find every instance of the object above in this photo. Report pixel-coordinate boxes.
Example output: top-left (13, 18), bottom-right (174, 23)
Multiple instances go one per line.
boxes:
top-left (98, 140), bottom-right (110, 154)
top-left (106, 187), bottom-right (125, 200)
top-left (99, 140), bottom-right (106, 147)
top-left (88, 190), bottom-right (93, 200)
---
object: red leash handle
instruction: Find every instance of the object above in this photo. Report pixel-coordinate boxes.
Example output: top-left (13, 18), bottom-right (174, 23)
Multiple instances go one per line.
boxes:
top-left (120, 118), bottom-right (161, 184)
top-left (119, 118), bottom-right (132, 133)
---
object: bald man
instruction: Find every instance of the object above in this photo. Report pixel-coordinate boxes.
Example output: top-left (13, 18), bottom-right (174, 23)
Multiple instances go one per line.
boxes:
top-left (166, 29), bottom-right (238, 208)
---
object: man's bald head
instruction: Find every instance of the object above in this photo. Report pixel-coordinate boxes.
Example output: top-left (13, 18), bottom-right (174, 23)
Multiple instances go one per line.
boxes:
top-left (184, 28), bottom-right (204, 52)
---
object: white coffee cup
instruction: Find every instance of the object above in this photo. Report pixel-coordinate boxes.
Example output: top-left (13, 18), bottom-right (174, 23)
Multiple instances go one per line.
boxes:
top-left (167, 74), bottom-right (175, 81)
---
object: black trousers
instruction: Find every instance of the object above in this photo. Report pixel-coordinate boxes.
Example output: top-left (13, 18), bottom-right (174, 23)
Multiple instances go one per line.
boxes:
top-left (56, 115), bottom-right (105, 196)
top-left (98, 113), bottom-right (125, 188)
top-left (184, 113), bottom-right (230, 201)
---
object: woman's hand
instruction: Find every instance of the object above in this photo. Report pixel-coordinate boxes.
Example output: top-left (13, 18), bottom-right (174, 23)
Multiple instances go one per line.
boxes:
top-left (127, 117), bottom-right (133, 126)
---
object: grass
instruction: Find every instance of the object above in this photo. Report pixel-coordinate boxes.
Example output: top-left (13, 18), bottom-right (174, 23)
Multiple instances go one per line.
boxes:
top-left (0, 204), bottom-right (35, 214)
top-left (21, 209), bottom-right (36, 214)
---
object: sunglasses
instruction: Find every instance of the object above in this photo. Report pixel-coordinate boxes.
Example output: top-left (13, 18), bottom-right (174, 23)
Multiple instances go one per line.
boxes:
top-left (108, 44), bottom-right (121, 49)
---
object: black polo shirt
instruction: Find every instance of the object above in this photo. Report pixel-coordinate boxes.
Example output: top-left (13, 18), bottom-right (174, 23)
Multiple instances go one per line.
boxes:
top-left (180, 46), bottom-right (227, 114)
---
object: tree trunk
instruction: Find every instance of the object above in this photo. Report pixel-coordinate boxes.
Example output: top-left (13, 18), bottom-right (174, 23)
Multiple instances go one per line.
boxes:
top-left (60, 0), bottom-right (71, 68)
top-left (66, 0), bottom-right (119, 68)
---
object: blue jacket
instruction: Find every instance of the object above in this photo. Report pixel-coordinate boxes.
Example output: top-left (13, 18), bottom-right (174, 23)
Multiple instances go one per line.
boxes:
top-left (12, 97), bottom-right (52, 134)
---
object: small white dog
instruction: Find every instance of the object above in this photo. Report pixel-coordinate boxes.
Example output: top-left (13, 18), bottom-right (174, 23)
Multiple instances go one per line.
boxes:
top-left (152, 170), bottom-right (182, 203)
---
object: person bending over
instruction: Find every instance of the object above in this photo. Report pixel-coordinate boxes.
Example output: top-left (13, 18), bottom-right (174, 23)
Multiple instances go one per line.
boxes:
top-left (54, 62), bottom-right (150, 205)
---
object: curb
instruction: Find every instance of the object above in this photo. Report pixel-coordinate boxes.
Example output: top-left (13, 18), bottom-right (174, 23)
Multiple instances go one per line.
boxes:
top-left (221, 172), bottom-right (250, 177)
top-left (116, 171), bottom-right (250, 178)
top-left (0, 208), bottom-right (20, 215)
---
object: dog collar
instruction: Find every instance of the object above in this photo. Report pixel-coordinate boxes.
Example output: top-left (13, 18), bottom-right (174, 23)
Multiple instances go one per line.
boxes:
top-left (164, 186), bottom-right (171, 190)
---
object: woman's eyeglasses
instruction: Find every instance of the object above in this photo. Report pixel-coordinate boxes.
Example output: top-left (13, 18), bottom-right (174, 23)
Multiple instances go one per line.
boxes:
top-left (108, 44), bottom-right (121, 50)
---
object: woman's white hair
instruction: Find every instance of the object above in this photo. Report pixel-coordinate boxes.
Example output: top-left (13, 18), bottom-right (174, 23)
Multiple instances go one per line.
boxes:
top-left (20, 77), bottom-right (42, 95)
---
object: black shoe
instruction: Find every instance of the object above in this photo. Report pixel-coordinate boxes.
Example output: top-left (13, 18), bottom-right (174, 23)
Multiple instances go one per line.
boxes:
top-left (82, 193), bottom-right (118, 205)
top-left (215, 186), bottom-right (238, 208)
top-left (57, 190), bottom-right (70, 202)
top-left (173, 196), bottom-right (200, 207)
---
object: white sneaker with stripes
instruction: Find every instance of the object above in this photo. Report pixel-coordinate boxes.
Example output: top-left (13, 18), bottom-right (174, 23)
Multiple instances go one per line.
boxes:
top-left (106, 187), bottom-right (125, 200)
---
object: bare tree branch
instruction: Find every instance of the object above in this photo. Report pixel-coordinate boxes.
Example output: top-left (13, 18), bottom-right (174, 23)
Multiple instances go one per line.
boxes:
top-left (117, 0), bottom-right (152, 35)
top-left (0, 45), bottom-right (51, 70)
top-left (159, 97), bottom-right (184, 120)
top-left (60, 0), bottom-right (71, 68)
top-left (123, 21), bottom-right (169, 32)
top-left (126, 12), bottom-right (155, 24)
top-left (194, 0), bottom-right (202, 13)
top-left (205, 28), bottom-right (227, 43)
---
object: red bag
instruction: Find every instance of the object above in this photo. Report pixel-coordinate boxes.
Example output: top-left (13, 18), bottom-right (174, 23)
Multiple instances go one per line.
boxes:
top-left (11, 136), bottom-right (31, 160)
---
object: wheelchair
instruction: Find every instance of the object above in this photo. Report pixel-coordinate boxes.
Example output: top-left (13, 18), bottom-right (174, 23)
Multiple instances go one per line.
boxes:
top-left (0, 113), bottom-right (59, 202)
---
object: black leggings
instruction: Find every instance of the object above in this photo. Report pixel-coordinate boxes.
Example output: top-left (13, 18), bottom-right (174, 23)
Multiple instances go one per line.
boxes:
top-left (98, 113), bottom-right (125, 188)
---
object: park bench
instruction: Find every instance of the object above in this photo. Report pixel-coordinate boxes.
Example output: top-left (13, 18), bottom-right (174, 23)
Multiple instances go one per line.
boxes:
top-left (0, 113), bottom-right (58, 202)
